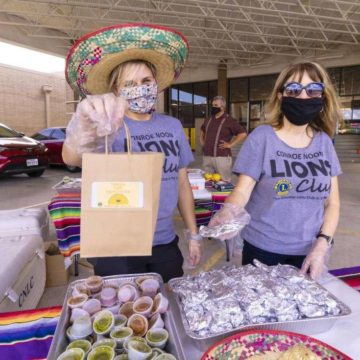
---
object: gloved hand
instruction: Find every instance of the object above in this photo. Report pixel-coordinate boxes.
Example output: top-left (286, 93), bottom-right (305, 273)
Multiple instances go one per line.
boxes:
top-left (64, 93), bottom-right (127, 154)
top-left (300, 237), bottom-right (331, 281)
top-left (205, 203), bottom-right (250, 241)
top-left (184, 230), bottom-right (203, 267)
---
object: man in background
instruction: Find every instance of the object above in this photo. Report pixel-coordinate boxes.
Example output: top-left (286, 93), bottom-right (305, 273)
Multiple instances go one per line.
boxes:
top-left (200, 95), bottom-right (247, 181)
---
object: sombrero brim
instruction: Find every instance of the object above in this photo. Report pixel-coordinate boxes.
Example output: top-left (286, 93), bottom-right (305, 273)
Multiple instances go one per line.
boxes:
top-left (65, 23), bottom-right (189, 96)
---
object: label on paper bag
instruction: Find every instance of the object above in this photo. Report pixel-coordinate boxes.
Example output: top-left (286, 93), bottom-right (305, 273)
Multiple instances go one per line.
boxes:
top-left (91, 182), bottom-right (144, 208)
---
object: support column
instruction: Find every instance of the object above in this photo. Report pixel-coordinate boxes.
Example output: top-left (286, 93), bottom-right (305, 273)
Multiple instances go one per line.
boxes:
top-left (42, 85), bottom-right (53, 128)
top-left (217, 61), bottom-right (228, 101)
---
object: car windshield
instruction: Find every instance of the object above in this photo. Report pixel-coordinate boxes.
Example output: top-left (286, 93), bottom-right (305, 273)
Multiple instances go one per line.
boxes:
top-left (0, 125), bottom-right (22, 138)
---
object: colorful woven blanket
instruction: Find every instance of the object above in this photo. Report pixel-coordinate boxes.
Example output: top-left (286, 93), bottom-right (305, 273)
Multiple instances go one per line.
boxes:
top-left (195, 189), bottom-right (231, 227)
top-left (329, 266), bottom-right (360, 291)
top-left (0, 306), bottom-right (61, 360)
top-left (194, 206), bottom-right (213, 226)
top-left (48, 193), bottom-right (81, 268)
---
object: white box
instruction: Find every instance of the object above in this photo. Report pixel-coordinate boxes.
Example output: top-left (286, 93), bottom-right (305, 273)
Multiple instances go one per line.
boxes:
top-left (0, 208), bottom-right (49, 240)
top-left (187, 168), bottom-right (204, 175)
top-left (192, 189), bottom-right (212, 201)
top-left (188, 173), bottom-right (205, 191)
top-left (0, 235), bottom-right (46, 311)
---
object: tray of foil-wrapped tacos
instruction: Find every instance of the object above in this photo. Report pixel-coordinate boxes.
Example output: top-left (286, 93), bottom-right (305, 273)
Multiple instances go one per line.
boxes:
top-left (168, 260), bottom-right (351, 342)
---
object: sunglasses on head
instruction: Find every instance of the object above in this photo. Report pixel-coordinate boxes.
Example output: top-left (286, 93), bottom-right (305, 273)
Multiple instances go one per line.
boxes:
top-left (282, 82), bottom-right (325, 98)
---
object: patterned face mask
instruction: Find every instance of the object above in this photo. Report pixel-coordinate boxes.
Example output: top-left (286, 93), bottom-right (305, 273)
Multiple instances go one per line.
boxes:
top-left (119, 83), bottom-right (158, 114)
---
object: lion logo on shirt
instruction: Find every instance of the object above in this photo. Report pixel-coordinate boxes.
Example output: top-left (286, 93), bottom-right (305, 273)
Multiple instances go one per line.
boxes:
top-left (274, 179), bottom-right (293, 196)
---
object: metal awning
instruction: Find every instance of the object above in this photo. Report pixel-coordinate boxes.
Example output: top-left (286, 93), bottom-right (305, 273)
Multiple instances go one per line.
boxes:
top-left (0, 0), bottom-right (359, 68)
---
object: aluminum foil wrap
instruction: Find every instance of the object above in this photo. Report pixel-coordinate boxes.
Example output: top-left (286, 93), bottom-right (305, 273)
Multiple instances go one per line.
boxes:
top-left (199, 221), bottom-right (244, 238)
top-left (171, 260), bottom-right (342, 336)
top-left (53, 177), bottom-right (81, 193)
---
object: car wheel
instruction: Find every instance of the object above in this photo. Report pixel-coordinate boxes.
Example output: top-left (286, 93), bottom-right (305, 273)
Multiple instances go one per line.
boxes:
top-left (66, 165), bottom-right (80, 173)
top-left (27, 169), bottom-right (45, 177)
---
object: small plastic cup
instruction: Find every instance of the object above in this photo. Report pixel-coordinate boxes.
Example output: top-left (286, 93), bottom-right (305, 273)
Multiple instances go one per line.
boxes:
top-left (66, 339), bottom-right (91, 356)
top-left (127, 340), bottom-right (152, 360)
top-left (145, 328), bottom-right (169, 349)
top-left (127, 314), bottom-right (148, 337)
top-left (114, 314), bottom-right (128, 329)
top-left (133, 296), bottom-right (153, 317)
top-left (110, 326), bottom-right (133, 348)
top-left (92, 338), bottom-right (117, 350)
top-left (56, 348), bottom-right (85, 360)
top-left (87, 345), bottom-right (115, 360)
top-left (93, 310), bottom-right (115, 336)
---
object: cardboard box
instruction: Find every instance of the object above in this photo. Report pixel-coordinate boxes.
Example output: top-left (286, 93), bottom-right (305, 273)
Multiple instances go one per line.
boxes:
top-left (45, 242), bottom-right (70, 287)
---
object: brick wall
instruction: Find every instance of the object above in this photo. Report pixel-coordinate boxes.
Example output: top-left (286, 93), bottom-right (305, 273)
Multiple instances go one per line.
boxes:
top-left (0, 64), bottom-right (74, 135)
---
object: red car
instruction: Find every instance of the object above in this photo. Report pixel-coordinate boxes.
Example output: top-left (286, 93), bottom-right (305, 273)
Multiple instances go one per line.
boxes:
top-left (0, 123), bottom-right (48, 177)
top-left (31, 127), bottom-right (79, 172)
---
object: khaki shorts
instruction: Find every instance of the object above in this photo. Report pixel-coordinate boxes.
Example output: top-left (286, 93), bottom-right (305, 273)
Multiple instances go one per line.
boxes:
top-left (202, 156), bottom-right (233, 181)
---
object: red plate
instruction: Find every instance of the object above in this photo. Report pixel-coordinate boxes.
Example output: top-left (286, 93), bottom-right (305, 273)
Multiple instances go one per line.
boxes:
top-left (201, 329), bottom-right (351, 360)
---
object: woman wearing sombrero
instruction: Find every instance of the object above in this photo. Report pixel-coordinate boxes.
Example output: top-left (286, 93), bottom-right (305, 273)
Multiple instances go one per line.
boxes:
top-left (63, 23), bottom-right (202, 281)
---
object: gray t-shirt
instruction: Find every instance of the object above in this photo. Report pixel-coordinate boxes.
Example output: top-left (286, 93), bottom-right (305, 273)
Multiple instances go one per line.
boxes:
top-left (112, 112), bottom-right (194, 246)
top-left (233, 125), bottom-right (341, 255)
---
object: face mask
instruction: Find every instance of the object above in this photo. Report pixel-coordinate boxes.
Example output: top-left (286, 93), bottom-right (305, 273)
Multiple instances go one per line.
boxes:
top-left (119, 83), bottom-right (158, 114)
top-left (281, 97), bottom-right (323, 126)
top-left (211, 106), bottom-right (222, 116)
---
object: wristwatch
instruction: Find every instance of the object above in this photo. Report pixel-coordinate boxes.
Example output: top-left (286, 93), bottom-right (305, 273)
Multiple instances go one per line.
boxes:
top-left (317, 232), bottom-right (335, 246)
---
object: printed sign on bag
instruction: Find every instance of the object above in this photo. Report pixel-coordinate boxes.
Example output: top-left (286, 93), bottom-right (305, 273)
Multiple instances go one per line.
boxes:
top-left (91, 181), bottom-right (144, 208)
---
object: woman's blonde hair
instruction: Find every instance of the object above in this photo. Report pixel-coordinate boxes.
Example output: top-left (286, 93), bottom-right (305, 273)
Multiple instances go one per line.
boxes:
top-left (265, 61), bottom-right (342, 137)
top-left (108, 60), bottom-right (157, 94)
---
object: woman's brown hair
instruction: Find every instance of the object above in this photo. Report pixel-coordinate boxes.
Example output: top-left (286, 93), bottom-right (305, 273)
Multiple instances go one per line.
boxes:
top-left (265, 61), bottom-right (342, 137)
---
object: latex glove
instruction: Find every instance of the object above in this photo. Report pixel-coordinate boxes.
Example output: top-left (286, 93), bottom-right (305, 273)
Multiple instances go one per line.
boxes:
top-left (205, 203), bottom-right (250, 241)
top-left (64, 93), bottom-right (127, 154)
top-left (189, 240), bottom-right (202, 267)
top-left (300, 237), bottom-right (331, 281)
top-left (184, 230), bottom-right (203, 267)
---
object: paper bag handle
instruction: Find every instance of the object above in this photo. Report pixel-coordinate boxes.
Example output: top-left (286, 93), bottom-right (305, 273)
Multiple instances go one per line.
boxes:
top-left (105, 123), bottom-right (132, 155)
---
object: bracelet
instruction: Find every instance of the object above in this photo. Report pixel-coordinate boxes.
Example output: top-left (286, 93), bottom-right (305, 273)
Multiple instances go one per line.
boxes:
top-left (317, 232), bottom-right (334, 246)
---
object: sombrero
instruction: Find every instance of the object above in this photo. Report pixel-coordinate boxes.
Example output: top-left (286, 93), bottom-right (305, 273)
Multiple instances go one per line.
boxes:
top-left (65, 23), bottom-right (189, 97)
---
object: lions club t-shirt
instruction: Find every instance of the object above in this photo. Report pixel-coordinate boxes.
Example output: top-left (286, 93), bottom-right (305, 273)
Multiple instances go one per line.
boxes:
top-left (233, 125), bottom-right (341, 255)
top-left (112, 112), bottom-right (194, 246)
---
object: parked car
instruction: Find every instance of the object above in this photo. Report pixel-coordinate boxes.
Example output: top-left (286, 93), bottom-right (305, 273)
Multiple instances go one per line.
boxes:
top-left (0, 123), bottom-right (48, 177)
top-left (31, 127), bottom-right (80, 172)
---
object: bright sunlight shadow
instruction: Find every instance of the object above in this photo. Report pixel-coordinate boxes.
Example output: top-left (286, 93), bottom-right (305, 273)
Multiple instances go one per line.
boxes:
top-left (0, 41), bottom-right (65, 73)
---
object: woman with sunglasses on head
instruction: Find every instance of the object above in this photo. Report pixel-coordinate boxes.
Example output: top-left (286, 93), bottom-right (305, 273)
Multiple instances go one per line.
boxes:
top-left (209, 61), bottom-right (342, 280)
top-left (62, 24), bottom-right (202, 282)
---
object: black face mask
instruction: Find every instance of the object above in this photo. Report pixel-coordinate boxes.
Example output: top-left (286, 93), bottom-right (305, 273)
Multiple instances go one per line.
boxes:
top-left (281, 97), bottom-right (323, 126)
top-left (211, 106), bottom-right (222, 116)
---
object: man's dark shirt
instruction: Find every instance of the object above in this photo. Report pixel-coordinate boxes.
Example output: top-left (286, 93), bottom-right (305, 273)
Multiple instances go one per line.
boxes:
top-left (201, 113), bottom-right (246, 157)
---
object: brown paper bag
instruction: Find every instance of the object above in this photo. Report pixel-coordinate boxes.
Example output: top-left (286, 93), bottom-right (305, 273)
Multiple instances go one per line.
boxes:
top-left (80, 126), bottom-right (164, 258)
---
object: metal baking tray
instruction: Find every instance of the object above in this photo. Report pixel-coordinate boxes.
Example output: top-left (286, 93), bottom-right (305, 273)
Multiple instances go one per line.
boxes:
top-left (167, 276), bottom-right (352, 348)
top-left (47, 273), bottom-right (185, 360)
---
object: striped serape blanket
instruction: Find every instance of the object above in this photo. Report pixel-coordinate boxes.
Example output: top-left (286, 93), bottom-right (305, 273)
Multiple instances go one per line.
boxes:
top-left (194, 204), bottom-right (213, 227)
top-left (329, 266), bottom-right (360, 292)
top-left (211, 190), bottom-right (231, 204)
top-left (194, 189), bottom-right (231, 227)
top-left (48, 192), bottom-right (81, 269)
top-left (0, 306), bottom-right (61, 360)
